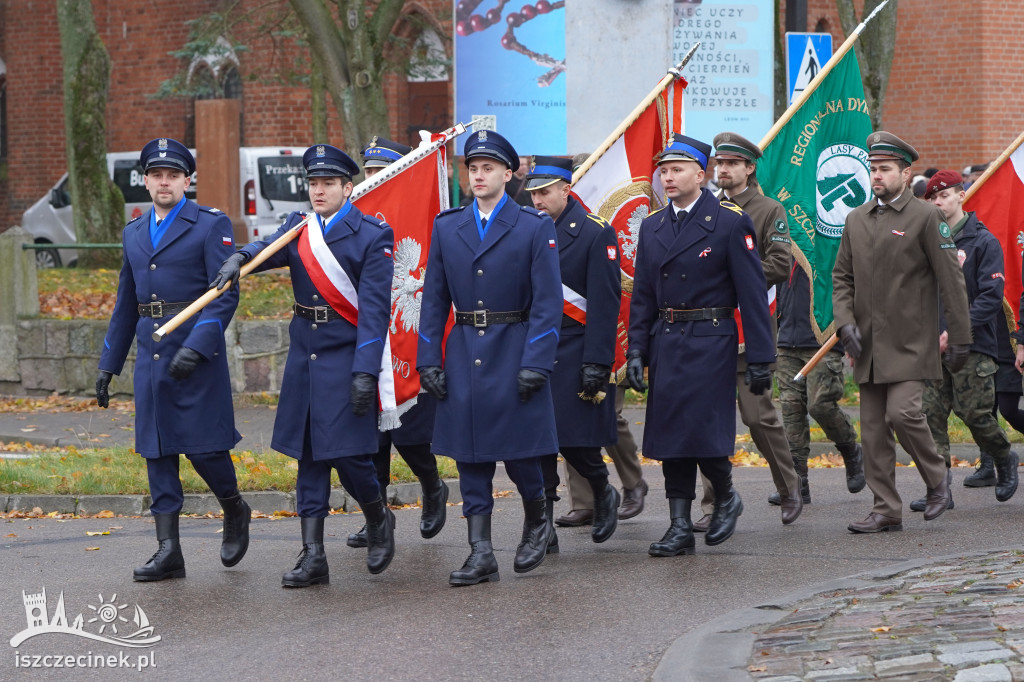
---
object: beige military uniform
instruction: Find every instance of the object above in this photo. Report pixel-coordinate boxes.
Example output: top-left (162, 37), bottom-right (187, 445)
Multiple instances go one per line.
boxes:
top-left (698, 184), bottom-right (799, 514)
top-left (833, 189), bottom-right (971, 518)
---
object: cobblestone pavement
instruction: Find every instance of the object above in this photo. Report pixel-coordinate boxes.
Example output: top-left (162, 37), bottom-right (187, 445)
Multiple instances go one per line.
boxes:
top-left (748, 550), bottom-right (1024, 681)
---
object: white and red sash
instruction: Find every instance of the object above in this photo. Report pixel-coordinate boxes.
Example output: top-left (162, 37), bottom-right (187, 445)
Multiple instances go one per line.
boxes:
top-left (562, 284), bottom-right (587, 325)
top-left (297, 213), bottom-right (399, 430)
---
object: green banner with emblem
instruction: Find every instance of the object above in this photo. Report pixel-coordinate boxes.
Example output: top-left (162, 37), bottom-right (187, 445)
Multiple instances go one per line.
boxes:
top-left (760, 50), bottom-right (873, 341)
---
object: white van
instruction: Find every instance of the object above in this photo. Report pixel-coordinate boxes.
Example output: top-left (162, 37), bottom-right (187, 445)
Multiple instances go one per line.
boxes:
top-left (22, 147), bottom-right (309, 267)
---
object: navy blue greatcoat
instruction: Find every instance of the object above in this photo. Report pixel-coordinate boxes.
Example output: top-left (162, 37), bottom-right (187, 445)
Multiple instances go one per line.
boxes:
top-left (240, 207), bottom-right (394, 461)
top-left (417, 196), bottom-right (562, 462)
top-left (628, 188), bottom-right (774, 459)
top-left (99, 201), bottom-right (241, 458)
top-left (551, 196), bottom-right (620, 447)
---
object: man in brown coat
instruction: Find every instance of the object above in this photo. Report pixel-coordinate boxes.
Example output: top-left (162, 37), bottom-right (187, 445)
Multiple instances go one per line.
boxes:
top-left (694, 132), bottom-right (803, 530)
top-left (833, 132), bottom-right (972, 533)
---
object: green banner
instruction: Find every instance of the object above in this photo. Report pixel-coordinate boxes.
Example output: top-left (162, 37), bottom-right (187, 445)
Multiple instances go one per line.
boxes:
top-left (760, 51), bottom-right (873, 340)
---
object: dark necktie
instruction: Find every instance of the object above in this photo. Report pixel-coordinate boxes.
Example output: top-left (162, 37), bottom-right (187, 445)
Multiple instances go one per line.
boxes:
top-left (481, 217), bottom-right (487, 230)
top-left (156, 219), bottom-right (162, 226)
top-left (673, 209), bottom-right (687, 236)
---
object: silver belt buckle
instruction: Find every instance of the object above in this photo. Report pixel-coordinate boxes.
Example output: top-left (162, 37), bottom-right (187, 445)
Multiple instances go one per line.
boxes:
top-left (314, 306), bottom-right (329, 323)
top-left (473, 310), bottom-right (488, 328)
top-left (151, 301), bottom-right (164, 319)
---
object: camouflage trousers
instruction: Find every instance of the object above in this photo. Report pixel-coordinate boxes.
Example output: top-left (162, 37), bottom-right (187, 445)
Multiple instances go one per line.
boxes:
top-left (776, 348), bottom-right (858, 466)
top-left (922, 351), bottom-right (1010, 466)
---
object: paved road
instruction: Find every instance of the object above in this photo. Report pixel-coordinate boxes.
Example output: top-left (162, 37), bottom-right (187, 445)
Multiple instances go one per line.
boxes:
top-left (4, 464), bottom-right (1022, 681)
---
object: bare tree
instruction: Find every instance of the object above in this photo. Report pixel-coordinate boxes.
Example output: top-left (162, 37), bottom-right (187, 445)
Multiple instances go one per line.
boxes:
top-left (56, 0), bottom-right (124, 267)
top-left (836, 0), bottom-right (897, 129)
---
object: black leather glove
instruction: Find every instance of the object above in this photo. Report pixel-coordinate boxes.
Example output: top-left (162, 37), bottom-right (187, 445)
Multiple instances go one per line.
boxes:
top-left (168, 347), bottom-right (206, 381)
top-left (350, 372), bottom-right (378, 417)
top-left (744, 363), bottom-right (773, 396)
top-left (626, 349), bottom-right (647, 393)
top-left (95, 370), bottom-right (113, 408)
top-left (210, 252), bottom-right (248, 290)
top-left (944, 344), bottom-right (971, 373)
top-left (418, 366), bottom-right (447, 400)
top-left (517, 368), bottom-right (548, 403)
top-left (838, 324), bottom-right (862, 361)
top-left (580, 363), bottom-right (610, 397)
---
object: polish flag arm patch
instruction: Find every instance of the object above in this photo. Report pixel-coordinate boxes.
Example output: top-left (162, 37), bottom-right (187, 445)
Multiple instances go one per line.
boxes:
top-left (384, 247), bottom-right (393, 258)
top-left (549, 239), bottom-right (557, 248)
top-left (607, 245), bottom-right (617, 260)
top-left (222, 236), bottom-right (233, 246)
top-left (744, 234), bottom-right (755, 251)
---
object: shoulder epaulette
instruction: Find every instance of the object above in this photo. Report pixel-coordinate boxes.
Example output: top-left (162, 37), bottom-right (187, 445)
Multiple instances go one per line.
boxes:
top-left (720, 200), bottom-right (745, 216)
top-left (520, 205), bottom-right (544, 217)
top-left (586, 213), bottom-right (610, 228)
top-left (361, 212), bottom-right (386, 229)
top-left (648, 205), bottom-right (668, 217)
top-left (126, 215), bottom-right (144, 226)
top-left (199, 206), bottom-right (222, 214)
top-left (436, 205), bottom-right (464, 218)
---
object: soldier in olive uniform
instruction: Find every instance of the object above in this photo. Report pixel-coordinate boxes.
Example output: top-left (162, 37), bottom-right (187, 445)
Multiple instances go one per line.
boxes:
top-left (693, 132), bottom-right (803, 531)
top-left (917, 170), bottom-right (1018, 508)
top-left (833, 132), bottom-right (972, 533)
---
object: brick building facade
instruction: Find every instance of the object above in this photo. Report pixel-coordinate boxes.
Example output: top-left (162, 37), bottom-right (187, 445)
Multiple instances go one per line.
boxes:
top-left (1, 0), bottom-right (1022, 231)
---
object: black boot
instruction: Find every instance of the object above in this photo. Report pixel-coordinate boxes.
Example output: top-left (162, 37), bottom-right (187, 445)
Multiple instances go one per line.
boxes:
top-left (346, 525), bottom-right (368, 548)
top-left (705, 488), bottom-right (743, 546)
top-left (133, 513), bottom-right (186, 582)
top-left (217, 492), bottom-right (251, 567)
top-left (450, 515), bottom-right (499, 586)
top-left (964, 452), bottom-right (997, 487)
top-left (794, 459), bottom-right (811, 504)
top-left (544, 498), bottom-right (559, 554)
top-left (648, 498), bottom-right (695, 557)
top-left (418, 470), bottom-right (449, 539)
top-left (363, 497), bottom-right (396, 575)
top-left (910, 469), bottom-right (954, 512)
top-left (836, 442), bottom-right (866, 493)
top-left (591, 482), bottom-right (620, 544)
top-left (514, 499), bottom-right (552, 574)
top-left (282, 517), bottom-right (329, 587)
top-left (995, 450), bottom-right (1019, 502)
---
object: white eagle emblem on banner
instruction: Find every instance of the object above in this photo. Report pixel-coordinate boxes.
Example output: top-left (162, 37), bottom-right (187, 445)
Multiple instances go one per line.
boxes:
top-left (391, 237), bottom-right (425, 334)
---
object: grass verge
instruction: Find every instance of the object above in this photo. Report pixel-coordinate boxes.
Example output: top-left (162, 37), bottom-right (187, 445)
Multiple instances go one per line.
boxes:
top-left (0, 446), bottom-right (458, 496)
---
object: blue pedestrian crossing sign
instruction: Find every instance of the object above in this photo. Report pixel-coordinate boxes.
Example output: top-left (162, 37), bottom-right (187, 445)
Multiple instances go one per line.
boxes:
top-left (786, 33), bottom-right (833, 105)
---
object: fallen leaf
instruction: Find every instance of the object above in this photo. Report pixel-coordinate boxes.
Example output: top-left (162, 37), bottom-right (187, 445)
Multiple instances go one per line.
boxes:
top-left (108, 526), bottom-right (123, 530)
top-left (85, 547), bottom-right (100, 551)
top-left (19, 428), bottom-right (37, 433)
top-left (94, 510), bottom-right (115, 518)
top-left (748, 666), bottom-right (766, 672)
top-left (85, 531), bottom-right (109, 536)
top-left (5, 533), bottom-right (16, 537)
top-left (1008, 578), bottom-right (1024, 589)
top-left (870, 626), bottom-right (891, 633)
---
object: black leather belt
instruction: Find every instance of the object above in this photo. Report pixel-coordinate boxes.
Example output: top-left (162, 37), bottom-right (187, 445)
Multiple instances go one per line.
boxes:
top-left (293, 302), bottom-right (343, 322)
top-left (658, 307), bottom-right (734, 323)
top-left (138, 301), bottom-right (189, 318)
top-left (453, 309), bottom-right (529, 327)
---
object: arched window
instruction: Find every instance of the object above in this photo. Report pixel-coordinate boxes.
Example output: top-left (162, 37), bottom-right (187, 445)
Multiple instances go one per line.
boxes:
top-left (187, 37), bottom-right (242, 100)
top-left (408, 28), bottom-right (448, 83)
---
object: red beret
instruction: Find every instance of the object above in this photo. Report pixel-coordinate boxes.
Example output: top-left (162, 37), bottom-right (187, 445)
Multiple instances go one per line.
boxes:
top-left (924, 169), bottom-right (964, 199)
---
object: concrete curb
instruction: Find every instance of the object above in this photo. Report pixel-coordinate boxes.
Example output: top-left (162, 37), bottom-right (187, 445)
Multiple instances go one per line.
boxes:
top-left (1, 479), bottom-right (462, 515)
top-left (653, 549), bottom-right (1020, 681)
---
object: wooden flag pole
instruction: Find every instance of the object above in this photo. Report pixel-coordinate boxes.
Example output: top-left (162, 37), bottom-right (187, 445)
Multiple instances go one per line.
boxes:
top-left (571, 43), bottom-right (701, 186)
top-left (792, 333), bottom-right (839, 382)
top-left (758, 0), bottom-right (889, 151)
top-left (153, 122), bottom-right (471, 343)
top-left (963, 129), bottom-right (1024, 203)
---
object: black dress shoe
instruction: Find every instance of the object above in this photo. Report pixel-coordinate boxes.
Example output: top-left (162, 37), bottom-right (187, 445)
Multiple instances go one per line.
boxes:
top-left (346, 525), bottom-right (368, 548)
top-left (555, 509), bottom-right (593, 527)
top-left (705, 489), bottom-right (743, 546)
top-left (692, 514), bottom-right (712, 532)
top-left (649, 498), bottom-right (695, 556)
top-left (419, 471), bottom-right (449, 539)
top-left (848, 512), bottom-right (902, 533)
top-left (363, 497), bottom-right (396, 575)
top-left (591, 484), bottom-right (620, 543)
top-left (217, 493), bottom-right (251, 567)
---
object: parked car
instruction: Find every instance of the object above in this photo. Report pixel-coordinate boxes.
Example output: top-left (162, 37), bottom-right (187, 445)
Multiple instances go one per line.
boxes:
top-left (22, 147), bottom-right (309, 268)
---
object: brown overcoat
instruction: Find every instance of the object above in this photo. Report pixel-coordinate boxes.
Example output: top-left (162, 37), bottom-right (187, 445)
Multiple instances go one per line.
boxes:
top-left (832, 190), bottom-right (971, 384)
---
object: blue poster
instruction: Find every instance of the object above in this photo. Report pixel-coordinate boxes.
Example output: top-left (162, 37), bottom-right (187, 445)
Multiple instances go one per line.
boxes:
top-left (454, 2), bottom-right (567, 155)
top-left (672, 0), bottom-right (775, 145)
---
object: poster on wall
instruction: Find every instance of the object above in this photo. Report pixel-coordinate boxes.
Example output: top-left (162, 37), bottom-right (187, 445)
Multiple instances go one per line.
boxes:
top-left (673, 0), bottom-right (774, 144)
top-left (454, 1), bottom-right (567, 154)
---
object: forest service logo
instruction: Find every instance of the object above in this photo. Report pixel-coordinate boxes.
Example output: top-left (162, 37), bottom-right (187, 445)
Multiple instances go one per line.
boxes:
top-left (814, 144), bottom-right (870, 238)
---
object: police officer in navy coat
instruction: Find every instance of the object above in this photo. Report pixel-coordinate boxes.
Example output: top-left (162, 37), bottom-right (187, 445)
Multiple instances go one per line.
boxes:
top-left (417, 130), bottom-right (562, 585)
top-left (213, 144), bottom-right (396, 587)
top-left (626, 134), bottom-right (775, 555)
top-left (524, 156), bottom-right (622, 548)
top-left (96, 138), bottom-right (250, 582)
top-left (346, 135), bottom-right (449, 550)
